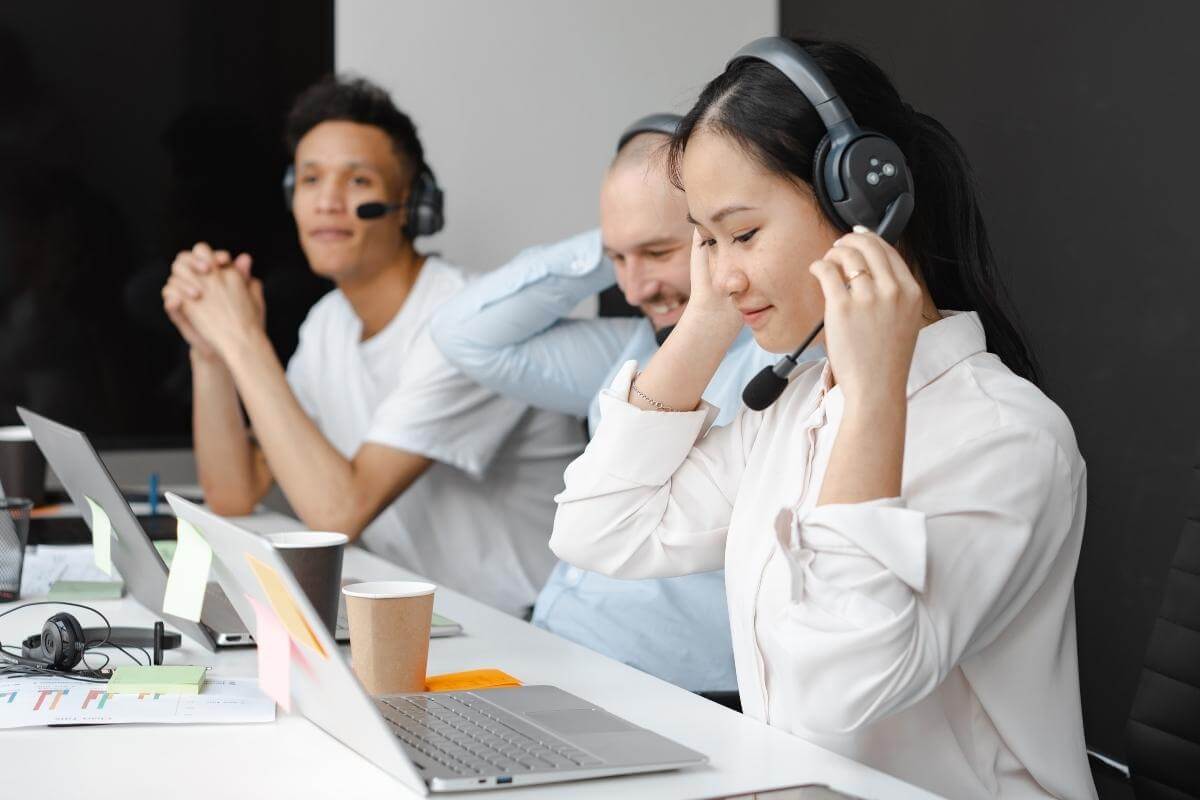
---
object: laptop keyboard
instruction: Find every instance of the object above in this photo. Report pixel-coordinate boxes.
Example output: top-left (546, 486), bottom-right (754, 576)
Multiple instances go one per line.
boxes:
top-left (377, 693), bottom-right (604, 777)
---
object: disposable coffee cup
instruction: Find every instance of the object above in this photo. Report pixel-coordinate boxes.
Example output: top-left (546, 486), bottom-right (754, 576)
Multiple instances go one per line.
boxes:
top-left (266, 531), bottom-right (348, 634)
top-left (0, 427), bottom-right (46, 506)
top-left (342, 581), bottom-right (435, 695)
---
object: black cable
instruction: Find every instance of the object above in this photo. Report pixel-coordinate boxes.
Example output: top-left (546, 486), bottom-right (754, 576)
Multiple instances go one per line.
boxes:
top-left (1, 639), bottom-right (111, 683)
top-left (0, 600), bottom-right (148, 680)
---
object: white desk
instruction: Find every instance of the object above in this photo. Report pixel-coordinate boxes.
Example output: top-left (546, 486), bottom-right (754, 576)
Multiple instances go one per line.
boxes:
top-left (1, 511), bottom-right (940, 799)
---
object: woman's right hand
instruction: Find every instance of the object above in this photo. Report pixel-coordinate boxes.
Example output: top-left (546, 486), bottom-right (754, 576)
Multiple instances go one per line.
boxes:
top-left (626, 231), bottom-right (745, 413)
top-left (678, 229), bottom-right (744, 345)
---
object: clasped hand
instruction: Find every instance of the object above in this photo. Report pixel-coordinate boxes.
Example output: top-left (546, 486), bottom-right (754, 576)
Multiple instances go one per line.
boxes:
top-left (161, 242), bottom-right (266, 361)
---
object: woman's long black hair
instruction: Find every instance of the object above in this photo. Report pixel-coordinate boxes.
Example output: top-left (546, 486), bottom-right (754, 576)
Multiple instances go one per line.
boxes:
top-left (668, 38), bottom-right (1039, 384)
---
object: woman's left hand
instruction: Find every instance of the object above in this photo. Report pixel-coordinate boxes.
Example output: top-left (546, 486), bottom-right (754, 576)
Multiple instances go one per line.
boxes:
top-left (809, 225), bottom-right (926, 410)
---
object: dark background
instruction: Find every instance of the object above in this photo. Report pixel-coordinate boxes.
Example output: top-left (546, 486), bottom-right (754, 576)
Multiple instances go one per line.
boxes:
top-left (0, 2), bottom-right (333, 447)
top-left (781, 0), bottom-right (1200, 781)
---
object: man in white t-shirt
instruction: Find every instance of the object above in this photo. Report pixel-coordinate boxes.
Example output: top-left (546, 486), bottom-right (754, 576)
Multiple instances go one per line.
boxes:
top-left (160, 76), bottom-right (583, 615)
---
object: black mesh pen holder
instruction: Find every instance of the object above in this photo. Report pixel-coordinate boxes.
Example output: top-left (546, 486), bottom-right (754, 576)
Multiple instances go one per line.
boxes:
top-left (0, 497), bottom-right (33, 602)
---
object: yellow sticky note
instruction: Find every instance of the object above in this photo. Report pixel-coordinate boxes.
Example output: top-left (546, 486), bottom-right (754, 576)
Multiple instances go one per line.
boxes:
top-left (162, 518), bottom-right (212, 622)
top-left (245, 553), bottom-right (327, 659)
top-left (84, 496), bottom-right (115, 576)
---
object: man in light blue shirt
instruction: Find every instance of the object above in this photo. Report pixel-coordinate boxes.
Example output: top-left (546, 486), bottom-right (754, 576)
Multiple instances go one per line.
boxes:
top-left (431, 118), bottom-right (807, 698)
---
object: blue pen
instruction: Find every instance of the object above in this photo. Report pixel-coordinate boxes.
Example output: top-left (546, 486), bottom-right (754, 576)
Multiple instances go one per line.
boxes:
top-left (149, 472), bottom-right (159, 516)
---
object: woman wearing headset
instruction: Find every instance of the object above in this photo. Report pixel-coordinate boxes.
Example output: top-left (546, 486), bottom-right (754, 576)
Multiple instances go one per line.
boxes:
top-left (550, 39), bottom-right (1094, 799)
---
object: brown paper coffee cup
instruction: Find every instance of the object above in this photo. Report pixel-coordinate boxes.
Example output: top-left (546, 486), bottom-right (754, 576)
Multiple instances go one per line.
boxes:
top-left (342, 581), bottom-right (435, 695)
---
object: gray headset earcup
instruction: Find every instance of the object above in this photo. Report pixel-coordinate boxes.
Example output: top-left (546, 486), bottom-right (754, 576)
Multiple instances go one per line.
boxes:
top-left (811, 134), bottom-right (851, 233)
top-left (814, 132), bottom-right (914, 242)
top-left (405, 170), bottom-right (444, 238)
top-left (282, 166), bottom-right (295, 212)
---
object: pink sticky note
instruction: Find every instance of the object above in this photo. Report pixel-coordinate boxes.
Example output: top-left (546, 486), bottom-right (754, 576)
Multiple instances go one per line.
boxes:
top-left (291, 640), bottom-right (317, 681)
top-left (246, 594), bottom-right (290, 712)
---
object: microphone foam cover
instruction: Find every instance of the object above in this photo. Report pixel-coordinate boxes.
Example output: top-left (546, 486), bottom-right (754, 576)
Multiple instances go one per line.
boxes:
top-left (742, 365), bottom-right (788, 411)
top-left (355, 202), bottom-right (390, 220)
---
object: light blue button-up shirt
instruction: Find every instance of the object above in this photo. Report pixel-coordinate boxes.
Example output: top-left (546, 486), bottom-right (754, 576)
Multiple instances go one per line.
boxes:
top-left (431, 229), bottom-right (805, 691)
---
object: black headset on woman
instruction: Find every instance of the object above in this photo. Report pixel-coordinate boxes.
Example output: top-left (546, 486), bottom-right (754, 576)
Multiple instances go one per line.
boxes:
top-left (728, 37), bottom-right (916, 411)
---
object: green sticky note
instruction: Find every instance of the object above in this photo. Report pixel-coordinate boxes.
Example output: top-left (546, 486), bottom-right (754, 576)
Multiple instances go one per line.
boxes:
top-left (47, 580), bottom-right (125, 600)
top-left (84, 496), bottom-right (116, 575)
top-left (162, 518), bottom-right (212, 622)
top-left (106, 665), bottom-right (207, 695)
top-left (154, 539), bottom-right (178, 567)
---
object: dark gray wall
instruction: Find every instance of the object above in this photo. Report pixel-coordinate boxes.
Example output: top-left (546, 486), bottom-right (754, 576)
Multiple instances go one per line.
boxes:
top-left (0, 1), bottom-right (333, 446)
top-left (781, 0), bottom-right (1200, 764)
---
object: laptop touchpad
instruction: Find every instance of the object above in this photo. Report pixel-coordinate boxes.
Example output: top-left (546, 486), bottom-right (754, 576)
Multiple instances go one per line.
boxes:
top-left (526, 709), bottom-right (639, 735)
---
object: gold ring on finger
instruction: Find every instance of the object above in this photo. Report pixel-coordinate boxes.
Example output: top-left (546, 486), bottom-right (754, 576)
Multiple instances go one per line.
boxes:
top-left (844, 269), bottom-right (870, 289)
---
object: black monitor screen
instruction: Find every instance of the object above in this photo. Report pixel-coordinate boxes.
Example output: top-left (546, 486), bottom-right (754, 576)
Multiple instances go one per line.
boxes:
top-left (0, 2), bottom-right (334, 448)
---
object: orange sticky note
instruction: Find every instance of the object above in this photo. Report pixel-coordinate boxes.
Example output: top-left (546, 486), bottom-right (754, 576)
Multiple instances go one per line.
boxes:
top-left (246, 594), bottom-right (290, 712)
top-left (425, 669), bottom-right (522, 693)
top-left (244, 553), bottom-right (327, 659)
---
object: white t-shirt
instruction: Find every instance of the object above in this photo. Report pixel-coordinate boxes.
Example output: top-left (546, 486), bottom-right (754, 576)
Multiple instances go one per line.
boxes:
top-left (285, 257), bottom-right (584, 615)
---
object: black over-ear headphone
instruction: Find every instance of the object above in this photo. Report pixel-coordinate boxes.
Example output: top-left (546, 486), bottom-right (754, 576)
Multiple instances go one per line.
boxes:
top-left (282, 162), bottom-right (445, 239)
top-left (729, 37), bottom-right (917, 411)
top-left (727, 37), bottom-right (914, 243)
top-left (18, 612), bottom-right (87, 670)
top-left (2, 605), bottom-right (182, 677)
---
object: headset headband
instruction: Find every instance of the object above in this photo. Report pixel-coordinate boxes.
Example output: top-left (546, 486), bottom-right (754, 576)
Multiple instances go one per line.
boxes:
top-left (727, 37), bottom-right (854, 130)
top-left (616, 113), bottom-right (682, 152)
top-left (724, 35), bottom-right (913, 239)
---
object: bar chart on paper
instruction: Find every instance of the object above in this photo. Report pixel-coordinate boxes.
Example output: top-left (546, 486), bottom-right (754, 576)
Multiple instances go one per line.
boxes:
top-left (0, 676), bottom-right (275, 728)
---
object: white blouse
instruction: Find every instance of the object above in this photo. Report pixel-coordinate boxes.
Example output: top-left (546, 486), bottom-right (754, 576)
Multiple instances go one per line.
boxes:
top-left (550, 312), bottom-right (1096, 799)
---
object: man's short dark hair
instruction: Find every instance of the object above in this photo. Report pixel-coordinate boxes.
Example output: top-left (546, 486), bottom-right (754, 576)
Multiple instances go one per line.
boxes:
top-left (284, 75), bottom-right (426, 178)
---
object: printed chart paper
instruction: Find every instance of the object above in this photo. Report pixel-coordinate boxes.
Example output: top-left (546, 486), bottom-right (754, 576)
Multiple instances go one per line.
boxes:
top-left (0, 676), bottom-right (275, 729)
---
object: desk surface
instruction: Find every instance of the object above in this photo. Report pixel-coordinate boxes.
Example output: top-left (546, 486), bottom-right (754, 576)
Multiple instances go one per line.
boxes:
top-left (1, 511), bottom-right (940, 800)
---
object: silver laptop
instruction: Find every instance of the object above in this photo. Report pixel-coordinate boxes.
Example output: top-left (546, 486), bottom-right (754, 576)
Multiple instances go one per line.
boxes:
top-left (19, 408), bottom-right (463, 650)
top-left (166, 493), bottom-right (707, 792)
top-left (19, 407), bottom-right (257, 650)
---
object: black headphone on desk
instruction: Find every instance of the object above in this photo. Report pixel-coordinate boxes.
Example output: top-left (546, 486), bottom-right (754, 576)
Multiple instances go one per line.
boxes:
top-left (726, 37), bottom-right (917, 410)
top-left (1, 603), bottom-right (180, 679)
top-left (282, 161), bottom-right (445, 238)
top-left (15, 611), bottom-right (87, 670)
